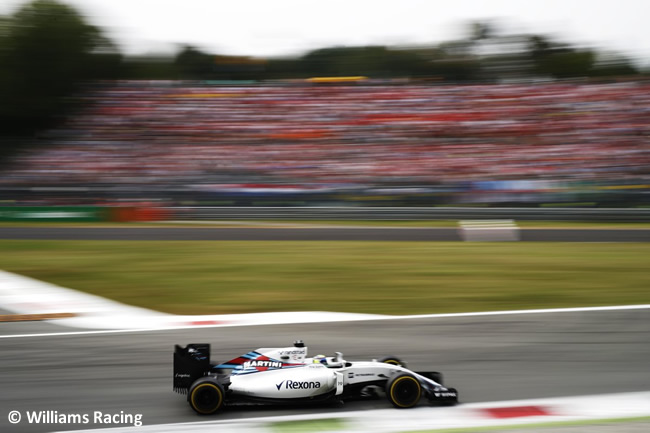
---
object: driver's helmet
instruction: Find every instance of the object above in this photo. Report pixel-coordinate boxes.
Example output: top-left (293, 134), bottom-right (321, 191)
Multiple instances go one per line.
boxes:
top-left (313, 355), bottom-right (327, 365)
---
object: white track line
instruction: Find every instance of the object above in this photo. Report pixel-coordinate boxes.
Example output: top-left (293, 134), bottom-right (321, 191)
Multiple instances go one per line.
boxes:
top-left (1, 304), bottom-right (649, 339)
top-left (376, 304), bottom-right (650, 320)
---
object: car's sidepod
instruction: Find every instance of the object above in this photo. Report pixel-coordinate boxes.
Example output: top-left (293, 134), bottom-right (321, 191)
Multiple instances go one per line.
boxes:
top-left (229, 364), bottom-right (338, 399)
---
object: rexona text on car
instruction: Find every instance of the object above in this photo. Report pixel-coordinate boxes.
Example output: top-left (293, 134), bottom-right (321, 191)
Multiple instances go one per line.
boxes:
top-left (173, 340), bottom-right (458, 414)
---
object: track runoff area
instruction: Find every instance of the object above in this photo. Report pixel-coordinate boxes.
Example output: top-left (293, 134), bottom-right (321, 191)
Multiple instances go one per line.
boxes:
top-left (55, 393), bottom-right (650, 433)
top-left (0, 272), bottom-right (648, 432)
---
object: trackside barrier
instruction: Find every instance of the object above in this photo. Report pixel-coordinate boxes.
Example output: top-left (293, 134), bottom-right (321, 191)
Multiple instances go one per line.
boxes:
top-left (165, 206), bottom-right (650, 222)
top-left (459, 220), bottom-right (520, 241)
top-left (0, 206), bottom-right (169, 223)
top-left (0, 206), bottom-right (107, 222)
top-left (2, 206), bottom-right (649, 222)
top-left (110, 207), bottom-right (169, 222)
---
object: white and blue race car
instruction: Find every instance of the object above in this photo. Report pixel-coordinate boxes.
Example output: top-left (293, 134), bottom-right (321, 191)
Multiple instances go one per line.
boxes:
top-left (173, 340), bottom-right (458, 414)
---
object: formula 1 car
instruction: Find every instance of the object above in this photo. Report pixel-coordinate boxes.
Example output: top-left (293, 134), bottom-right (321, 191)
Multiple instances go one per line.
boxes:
top-left (173, 340), bottom-right (458, 414)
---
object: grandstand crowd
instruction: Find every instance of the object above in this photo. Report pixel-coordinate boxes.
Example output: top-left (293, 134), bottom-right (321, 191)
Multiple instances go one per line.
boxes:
top-left (2, 81), bottom-right (649, 204)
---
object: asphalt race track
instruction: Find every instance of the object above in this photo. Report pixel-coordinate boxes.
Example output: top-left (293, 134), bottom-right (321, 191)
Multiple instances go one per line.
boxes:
top-left (1, 226), bottom-right (650, 241)
top-left (1, 309), bottom-right (649, 433)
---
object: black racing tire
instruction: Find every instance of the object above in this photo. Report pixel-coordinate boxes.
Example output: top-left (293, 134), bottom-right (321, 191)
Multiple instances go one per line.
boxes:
top-left (386, 373), bottom-right (422, 409)
top-left (188, 378), bottom-right (225, 415)
top-left (379, 356), bottom-right (407, 368)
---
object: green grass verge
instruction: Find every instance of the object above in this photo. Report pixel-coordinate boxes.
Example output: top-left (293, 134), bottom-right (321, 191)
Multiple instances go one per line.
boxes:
top-left (0, 241), bottom-right (648, 315)
top-left (270, 418), bottom-right (347, 433)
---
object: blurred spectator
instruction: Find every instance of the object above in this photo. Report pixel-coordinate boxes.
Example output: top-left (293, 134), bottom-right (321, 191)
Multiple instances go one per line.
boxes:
top-left (1, 81), bottom-right (648, 205)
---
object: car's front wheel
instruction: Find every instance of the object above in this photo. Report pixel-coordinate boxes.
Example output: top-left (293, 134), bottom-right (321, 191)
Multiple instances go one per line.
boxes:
top-left (188, 378), bottom-right (224, 415)
top-left (386, 373), bottom-right (421, 408)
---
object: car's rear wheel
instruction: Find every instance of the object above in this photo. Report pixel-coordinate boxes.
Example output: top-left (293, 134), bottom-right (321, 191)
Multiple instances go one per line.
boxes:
top-left (379, 356), bottom-right (406, 368)
top-left (386, 373), bottom-right (421, 408)
top-left (189, 378), bottom-right (224, 415)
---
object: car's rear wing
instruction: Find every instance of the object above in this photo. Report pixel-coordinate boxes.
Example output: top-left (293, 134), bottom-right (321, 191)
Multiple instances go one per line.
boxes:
top-left (173, 343), bottom-right (211, 394)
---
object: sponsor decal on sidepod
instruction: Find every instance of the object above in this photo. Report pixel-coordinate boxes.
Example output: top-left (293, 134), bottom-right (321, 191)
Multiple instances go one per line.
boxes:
top-left (243, 360), bottom-right (283, 369)
top-left (275, 380), bottom-right (321, 390)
